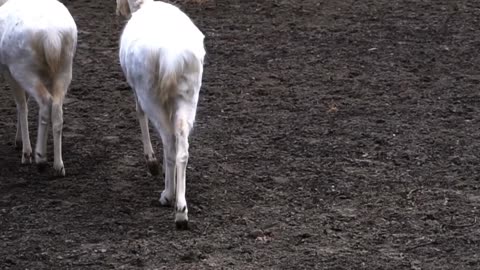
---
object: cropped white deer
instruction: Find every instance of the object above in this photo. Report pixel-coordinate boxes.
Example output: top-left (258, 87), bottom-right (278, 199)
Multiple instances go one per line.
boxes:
top-left (116, 0), bottom-right (206, 229)
top-left (0, 0), bottom-right (77, 176)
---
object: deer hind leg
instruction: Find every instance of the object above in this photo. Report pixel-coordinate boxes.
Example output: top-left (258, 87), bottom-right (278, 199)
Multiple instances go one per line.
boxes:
top-left (151, 105), bottom-right (191, 229)
top-left (174, 115), bottom-right (191, 230)
top-left (34, 81), bottom-right (52, 172)
top-left (135, 94), bottom-right (159, 176)
top-left (159, 131), bottom-right (175, 207)
top-left (50, 74), bottom-right (71, 177)
top-left (6, 73), bottom-right (32, 164)
top-left (15, 109), bottom-right (22, 150)
top-left (9, 66), bottom-right (53, 172)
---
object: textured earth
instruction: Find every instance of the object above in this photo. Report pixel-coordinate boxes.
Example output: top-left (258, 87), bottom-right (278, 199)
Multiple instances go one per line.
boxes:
top-left (1, 0), bottom-right (480, 269)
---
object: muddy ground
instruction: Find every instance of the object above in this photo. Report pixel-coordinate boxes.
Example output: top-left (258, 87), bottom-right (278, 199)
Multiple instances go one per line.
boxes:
top-left (1, 0), bottom-right (480, 269)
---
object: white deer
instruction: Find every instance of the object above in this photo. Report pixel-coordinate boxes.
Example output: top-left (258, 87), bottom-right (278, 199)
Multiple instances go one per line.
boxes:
top-left (116, 0), bottom-right (206, 229)
top-left (0, 0), bottom-right (77, 176)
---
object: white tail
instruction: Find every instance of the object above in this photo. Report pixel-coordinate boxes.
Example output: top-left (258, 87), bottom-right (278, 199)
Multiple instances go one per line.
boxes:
top-left (154, 50), bottom-right (202, 123)
top-left (42, 32), bottom-right (64, 76)
top-left (32, 30), bottom-right (75, 78)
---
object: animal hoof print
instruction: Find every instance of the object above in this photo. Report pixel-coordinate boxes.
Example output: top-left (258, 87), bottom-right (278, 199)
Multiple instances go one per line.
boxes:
top-left (147, 160), bottom-right (160, 176)
top-left (175, 220), bottom-right (189, 230)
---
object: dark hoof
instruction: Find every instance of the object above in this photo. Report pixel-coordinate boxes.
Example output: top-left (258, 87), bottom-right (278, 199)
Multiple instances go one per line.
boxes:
top-left (175, 220), bottom-right (189, 230)
top-left (147, 160), bottom-right (160, 176)
top-left (37, 162), bottom-right (48, 173)
top-left (54, 167), bottom-right (66, 177)
top-left (21, 152), bottom-right (32, 164)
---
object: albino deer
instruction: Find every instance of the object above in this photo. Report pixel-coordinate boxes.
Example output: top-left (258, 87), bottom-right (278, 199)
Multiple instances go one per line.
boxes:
top-left (116, 0), bottom-right (205, 229)
top-left (0, 0), bottom-right (77, 176)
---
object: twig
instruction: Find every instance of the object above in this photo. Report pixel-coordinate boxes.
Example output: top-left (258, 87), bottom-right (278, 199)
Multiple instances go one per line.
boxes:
top-left (407, 188), bottom-right (420, 200)
top-left (405, 240), bottom-right (437, 251)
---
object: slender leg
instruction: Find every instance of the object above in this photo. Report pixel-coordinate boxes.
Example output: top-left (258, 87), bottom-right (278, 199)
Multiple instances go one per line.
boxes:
top-left (50, 78), bottom-right (68, 176)
top-left (9, 66), bottom-right (54, 171)
top-left (135, 96), bottom-right (159, 176)
top-left (7, 74), bottom-right (32, 164)
top-left (51, 100), bottom-right (65, 175)
top-left (15, 109), bottom-right (22, 150)
top-left (174, 117), bottom-right (190, 229)
top-left (35, 82), bottom-right (52, 172)
top-left (159, 132), bottom-right (175, 206)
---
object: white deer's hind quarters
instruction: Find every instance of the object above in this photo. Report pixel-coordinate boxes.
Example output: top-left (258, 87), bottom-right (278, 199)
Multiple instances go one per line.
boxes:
top-left (0, 0), bottom-right (78, 176)
top-left (115, 0), bottom-right (205, 229)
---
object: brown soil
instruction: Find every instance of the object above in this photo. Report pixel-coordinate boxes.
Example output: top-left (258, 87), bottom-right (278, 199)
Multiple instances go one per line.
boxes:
top-left (1, 0), bottom-right (480, 269)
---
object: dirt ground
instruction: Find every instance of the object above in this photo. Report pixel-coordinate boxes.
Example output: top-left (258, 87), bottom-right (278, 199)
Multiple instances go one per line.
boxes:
top-left (1, 0), bottom-right (480, 269)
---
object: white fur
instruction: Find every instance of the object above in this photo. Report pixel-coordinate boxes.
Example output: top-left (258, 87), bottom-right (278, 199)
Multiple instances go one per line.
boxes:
top-left (0, 0), bottom-right (77, 176)
top-left (117, 0), bottom-right (205, 228)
